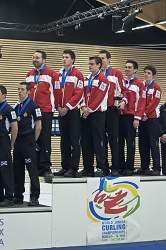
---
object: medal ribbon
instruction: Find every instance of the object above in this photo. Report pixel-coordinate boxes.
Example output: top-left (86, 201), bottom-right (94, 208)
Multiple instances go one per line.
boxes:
top-left (101, 66), bottom-right (112, 78)
top-left (125, 76), bottom-right (137, 90)
top-left (34, 65), bottom-right (46, 85)
top-left (18, 98), bottom-right (30, 117)
top-left (0, 101), bottom-right (7, 112)
top-left (61, 68), bottom-right (72, 88)
top-left (146, 80), bottom-right (154, 96)
top-left (88, 71), bottom-right (99, 92)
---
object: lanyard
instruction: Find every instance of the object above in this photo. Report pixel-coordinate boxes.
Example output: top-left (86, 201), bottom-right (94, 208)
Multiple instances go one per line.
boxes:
top-left (61, 68), bottom-right (72, 88)
top-left (18, 98), bottom-right (30, 116)
top-left (102, 66), bottom-right (112, 78)
top-left (34, 65), bottom-right (46, 85)
top-left (125, 76), bottom-right (137, 90)
top-left (88, 71), bottom-right (99, 92)
top-left (0, 101), bottom-right (7, 112)
top-left (146, 80), bottom-right (154, 95)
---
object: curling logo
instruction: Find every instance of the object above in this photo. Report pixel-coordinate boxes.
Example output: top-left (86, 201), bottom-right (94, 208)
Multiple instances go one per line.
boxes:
top-left (87, 177), bottom-right (140, 223)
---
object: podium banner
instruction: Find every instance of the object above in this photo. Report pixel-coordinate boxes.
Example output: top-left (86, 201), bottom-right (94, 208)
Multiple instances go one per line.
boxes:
top-left (87, 177), bottom-right (140, 245)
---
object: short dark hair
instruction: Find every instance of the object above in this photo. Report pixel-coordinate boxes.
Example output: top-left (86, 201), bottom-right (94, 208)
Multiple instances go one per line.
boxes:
top-left (144, 65), bottom-right (156, 75)
top-left (0, 85), bottom-right (7, 95)
top-left (89, 56), bottom-right (102, 69)
top-left (126, 60), bottom-right (138, 70)
top-left (19, 82), bottom-right (31, 91)
top-left (35, 50), bottom-right (46, 60)
top-left (99, 50), bottom-right (111, 59)
top-left (63, 50), bottom-right (75, 64)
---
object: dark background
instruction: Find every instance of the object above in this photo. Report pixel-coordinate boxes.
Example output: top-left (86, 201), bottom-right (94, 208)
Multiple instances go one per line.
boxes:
top-left (0, 0), bottom-right (165, 48)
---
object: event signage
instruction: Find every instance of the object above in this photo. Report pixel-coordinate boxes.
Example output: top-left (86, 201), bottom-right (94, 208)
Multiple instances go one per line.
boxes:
top-left (87, 177), bottom-right (140, 245)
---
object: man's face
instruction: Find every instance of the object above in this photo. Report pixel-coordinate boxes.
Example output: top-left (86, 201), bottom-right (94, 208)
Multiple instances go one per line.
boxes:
top-left (125, 63), bottom-right (136, 78)
top-left (89, 59), bottom-right (101, 75)
top-left (32, 52), bottom-right (45, 69)
top-left (99, 53), bottom-right (110, 69)
top-left (144, 69), bottom-right (154, 82)
top-left (0, 90), bottom-right (5, 103)
top-left (62, 53), bottom-right (74, 68)
top-left (18, 84), bottom-right (30, 100)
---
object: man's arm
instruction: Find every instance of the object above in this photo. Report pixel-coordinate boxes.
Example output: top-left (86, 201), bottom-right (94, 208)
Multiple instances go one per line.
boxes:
top-left (35, 120), bottom-right (42, 141)
top-left (10, 121), bottom-right (18, 150)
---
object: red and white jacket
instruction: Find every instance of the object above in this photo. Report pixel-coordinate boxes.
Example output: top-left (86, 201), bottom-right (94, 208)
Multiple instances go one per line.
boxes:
top-left (26, 66), bottom-right (57, 112)
top-left (54, 66), bottom-right (84, 110)
top-left (121, 77), bottom-right (146, 120)
top-left (81, 71), bottom-right (109, 112)
top-left (143, 80), bottom-right (161, 118)
top-left (102, 67), bottom-right (123, 107)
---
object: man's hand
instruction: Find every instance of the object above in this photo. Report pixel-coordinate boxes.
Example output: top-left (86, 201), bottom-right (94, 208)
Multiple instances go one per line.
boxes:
top-left (133, 119), bottom-right (139, 129)
top-left (161, 134), bottom-right (166, 143)
top-left (142, 115), bottom-right (148, 121)
top-left (117, 101), bottom-right (125, 110)
top-left (59, 107), bottom-right (68, 116)
top-left (57, 107), bottom-right (62, 114)
top-left (82, 107), bottom-right (90, 119)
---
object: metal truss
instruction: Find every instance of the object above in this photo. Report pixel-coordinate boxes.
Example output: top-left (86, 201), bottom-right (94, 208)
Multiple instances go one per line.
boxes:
top-left (0, 0), bottom-right (161, 33)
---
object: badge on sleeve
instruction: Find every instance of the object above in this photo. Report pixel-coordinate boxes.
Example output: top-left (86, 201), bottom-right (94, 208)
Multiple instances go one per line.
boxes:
top-left (77, 80), bottom-right (83, 89)
top-left (99, 82), bottom-right (107, 91)
top-left (155, 90), bottom-right (161, 98)
top-left (35, 108), bottom-right (41, 117)
top-left (11, 111), bottom-right (17, 119)
top-left (54, 81), bottom-right (60, 89)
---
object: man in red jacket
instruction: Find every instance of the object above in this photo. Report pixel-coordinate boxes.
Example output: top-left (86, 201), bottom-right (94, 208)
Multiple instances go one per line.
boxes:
top-left (54, 50), bottom-right (84, 177)
top-left (26, 50), bottom-right (57, 177)
top-left (118, 60), bottom-right (146, 176)
top-left (99, 50), bottom-right (123, 176)
top-left (80, 56), bottom-right (110, 177)
top-left (138, 65), bottom-right (161, 176)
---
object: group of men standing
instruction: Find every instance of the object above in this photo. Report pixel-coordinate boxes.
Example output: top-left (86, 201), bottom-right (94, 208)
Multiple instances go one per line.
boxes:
top-left (0, 48), bottom-right (165, 207)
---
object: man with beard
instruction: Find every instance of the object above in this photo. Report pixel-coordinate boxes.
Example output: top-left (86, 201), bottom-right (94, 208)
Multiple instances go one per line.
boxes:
top-left (26, 51), bottom-right (57, 177)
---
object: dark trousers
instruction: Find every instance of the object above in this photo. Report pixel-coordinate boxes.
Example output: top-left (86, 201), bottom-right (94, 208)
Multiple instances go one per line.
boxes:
top-left (161, 142), bottom-right (166, 175)
top-left (59, 110), bottom-right (81, 170)
top-left (139, 118), bottom-right (160, 170)
top-left (36, 112), bottom-right (53, 172)
top-left (81, 112), bottom-right (106, 171)
top-left (0, 135), bottom-right (14, 200)
top-left (105, 106), bottom-right (119, 170)
top-left (13, 133), bottom-right (40, 199)
top-left (118, 114), bottom-right (135, 170)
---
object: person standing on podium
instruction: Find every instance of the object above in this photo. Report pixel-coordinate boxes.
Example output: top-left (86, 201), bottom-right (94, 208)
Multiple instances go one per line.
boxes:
top-left (0, 85), bottom-right (18, 207)
top-left (117, 60), bottom-right (146, 176)
top-left (26, 50), bottom-right (57, 178)
top-left (80, 56), bottom-right (110, 177)
top-left (13, 82), bottom-right (42, 206)
top-left (139, 65), bottom-right (161, 176)
top-left (99, 50), bottom-right (123, 177)
top-left (54, 50), bottom-right (84, 178)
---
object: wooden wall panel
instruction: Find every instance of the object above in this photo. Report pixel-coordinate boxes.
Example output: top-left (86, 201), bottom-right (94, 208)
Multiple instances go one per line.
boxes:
top-left (0, 39), bottom-right (165, 169)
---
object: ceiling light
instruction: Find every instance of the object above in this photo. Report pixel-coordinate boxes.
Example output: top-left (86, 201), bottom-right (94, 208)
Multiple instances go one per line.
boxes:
top-left (75, 23), bottom-right (81, 30)
top-left (156, 20), bottom-right (166, 25)
top-left (116, 24), bottom-right (153, 33)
